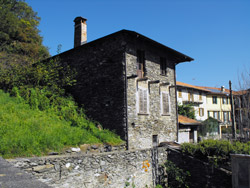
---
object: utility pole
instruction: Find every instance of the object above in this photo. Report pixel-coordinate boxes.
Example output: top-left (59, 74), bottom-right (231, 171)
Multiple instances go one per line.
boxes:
top-left (229, 80), bottom-right (236, 139)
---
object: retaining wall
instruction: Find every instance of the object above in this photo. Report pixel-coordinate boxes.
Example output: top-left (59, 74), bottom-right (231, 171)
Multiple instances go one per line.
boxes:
top-left (8, 147), bottom-right (168, 188)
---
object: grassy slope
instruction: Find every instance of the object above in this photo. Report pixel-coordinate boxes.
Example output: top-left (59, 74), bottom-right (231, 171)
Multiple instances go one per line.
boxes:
top-left (0, 90), bottom-right (122, 158)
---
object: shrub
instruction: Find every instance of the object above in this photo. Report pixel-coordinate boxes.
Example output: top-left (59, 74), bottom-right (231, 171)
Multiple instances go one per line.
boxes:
top-left (163, 160), bottom-right (190, 188)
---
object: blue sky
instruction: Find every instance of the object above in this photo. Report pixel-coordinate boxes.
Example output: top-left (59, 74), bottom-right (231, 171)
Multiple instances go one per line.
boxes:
top-left (26, 0), bottom-right (250, 90)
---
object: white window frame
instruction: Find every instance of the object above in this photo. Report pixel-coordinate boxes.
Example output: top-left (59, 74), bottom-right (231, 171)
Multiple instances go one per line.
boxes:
top-left (161, 91), bottom-right (171, 116)
top-left (137, 86), bottom-right (149, 114)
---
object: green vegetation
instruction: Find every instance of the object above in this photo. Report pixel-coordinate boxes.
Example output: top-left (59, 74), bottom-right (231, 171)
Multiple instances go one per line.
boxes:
top-left (181, 139), bottom-right (250, 166)
top-left (198, 117), bottom-right (219, 136)
top-left (0, 0), bottom-right (49, 62)
top-left (0, 1), bottom-right (123, 159)
top-left (0, 89), bottom-right (123, 158)
top-left (178, 104), bottom-right (195, 119)
top-left (161, 160), bottom-right (190, 188)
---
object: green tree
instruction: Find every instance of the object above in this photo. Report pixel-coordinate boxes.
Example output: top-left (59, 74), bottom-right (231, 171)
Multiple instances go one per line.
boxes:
top-left (178, 104), bottom-right (195, 119)
top-left (0, 0), bottom-right (49, 63)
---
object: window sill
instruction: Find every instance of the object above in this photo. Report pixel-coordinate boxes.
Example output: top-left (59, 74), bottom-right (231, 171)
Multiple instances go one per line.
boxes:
top-left (161, 114), bottom-right (171, 116)
top-left (138, 113), bottom-right (149, 116)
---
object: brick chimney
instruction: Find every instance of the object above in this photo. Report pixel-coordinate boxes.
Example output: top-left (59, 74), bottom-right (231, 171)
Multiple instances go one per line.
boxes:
top-left (74, 17), bottom-right (87, 47)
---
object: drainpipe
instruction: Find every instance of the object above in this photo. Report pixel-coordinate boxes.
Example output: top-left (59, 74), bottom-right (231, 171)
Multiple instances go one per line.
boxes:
top-left (174, 66), bottom-right (179, 142)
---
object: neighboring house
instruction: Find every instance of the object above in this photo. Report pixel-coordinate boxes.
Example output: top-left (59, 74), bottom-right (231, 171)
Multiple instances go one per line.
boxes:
top-left (199, 86), bottom-right (232, 138)
top-left (178, 115), bottom-right (201, 143)
top-left (176, 81), bottom-right (209, 121)
top-left (52, 17), bottom-right (193, 150)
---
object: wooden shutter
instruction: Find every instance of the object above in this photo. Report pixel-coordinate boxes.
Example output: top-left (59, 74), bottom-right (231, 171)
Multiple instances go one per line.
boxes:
top-left (139, 88), bottom-right (148, 114)
top-left (162, 92), bottom-right (170, 115)
top-left (188, 92), bottom-right (191, 101)
top-left (143, 89), bottom-right (147, 113)
top-left (178, 89), bottom-right (182, 98)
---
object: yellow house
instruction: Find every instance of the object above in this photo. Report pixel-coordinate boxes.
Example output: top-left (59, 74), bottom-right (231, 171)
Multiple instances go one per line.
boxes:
top-left (200, 86), bottom-right (232, 137)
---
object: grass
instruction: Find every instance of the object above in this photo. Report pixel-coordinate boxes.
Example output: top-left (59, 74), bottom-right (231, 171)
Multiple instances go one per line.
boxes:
top-left (0, 90), bottom-right (123, 158)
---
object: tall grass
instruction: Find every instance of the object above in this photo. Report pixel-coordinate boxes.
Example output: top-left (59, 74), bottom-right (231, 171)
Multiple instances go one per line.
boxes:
top-left (0, 89), bottom-right (123, 158)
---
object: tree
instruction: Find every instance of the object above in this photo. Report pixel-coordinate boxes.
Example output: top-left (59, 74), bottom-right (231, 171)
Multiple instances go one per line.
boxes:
top-left (235, 67), bottom-right (250, 138)
top-left (178, 103), bottom-right (195, 119)
top-left (0, 0), bottom-right (49, 63)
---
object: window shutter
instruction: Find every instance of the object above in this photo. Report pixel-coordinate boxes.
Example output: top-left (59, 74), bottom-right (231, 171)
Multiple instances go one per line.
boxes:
top-left (143, 89), bottom-right (147, 113)
top-left (188, 92), bottom-right (190, 101)
top-left (139, 88), bottom-right (148, 114)
top-left (178, 90), bottom-right (182, 98)
top-left (162, 93), bottom-right (170, 115)
top-left (139, 89), bottom-right (144, 113)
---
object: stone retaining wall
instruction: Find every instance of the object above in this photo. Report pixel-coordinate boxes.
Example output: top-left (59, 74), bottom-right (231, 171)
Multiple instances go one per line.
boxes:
top-left (167, 147), bottom-right (232, 188)
top-left (8, 147), bottom-right (168, 188)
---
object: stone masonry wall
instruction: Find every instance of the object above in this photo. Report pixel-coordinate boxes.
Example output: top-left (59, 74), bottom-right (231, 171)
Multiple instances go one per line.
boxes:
top-left (56, 34), bottom-right (127, 140)
top-left (126, 41), bottom-right (177, 150)
top-left (8, 147), bottom-right (168, 188)
top-left (168, 147), bottom-right (232, 188)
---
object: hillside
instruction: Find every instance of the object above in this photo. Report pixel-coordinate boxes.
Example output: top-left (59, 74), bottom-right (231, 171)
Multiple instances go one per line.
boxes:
top-left (0, 90), bottom-right (123, 158)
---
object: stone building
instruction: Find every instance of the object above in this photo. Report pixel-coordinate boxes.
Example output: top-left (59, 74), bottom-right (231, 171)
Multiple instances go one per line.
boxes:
top-left (55, 17), bottom-right (193, 150)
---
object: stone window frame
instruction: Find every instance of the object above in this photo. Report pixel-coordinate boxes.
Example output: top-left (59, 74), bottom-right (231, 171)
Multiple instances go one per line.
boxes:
top-left (160, 90), bottom-right (171, 116)
top-left (136, 85), bottom-right (149, 115)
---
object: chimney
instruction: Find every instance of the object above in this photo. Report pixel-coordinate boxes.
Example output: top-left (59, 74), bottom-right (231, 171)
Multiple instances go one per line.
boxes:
top-left (74, 17), bottom-right (87, 48)
top-left (221, 86), bottom-right (225, 92)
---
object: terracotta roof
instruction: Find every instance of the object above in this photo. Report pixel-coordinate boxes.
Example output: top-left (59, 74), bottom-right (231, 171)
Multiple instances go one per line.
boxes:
top-left (178, 115), bottom-right (201, 125)
top-left (176, 81), bottom-right (210, 92)
top-left (233, 90), bottom-right (249, 96)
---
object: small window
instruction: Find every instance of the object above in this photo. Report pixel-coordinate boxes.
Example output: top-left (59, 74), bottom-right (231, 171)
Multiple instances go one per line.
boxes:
top-left (199, 108), bottom-right (204, 117)
top-left (199, 92), bottom-right (202, 100)
top-left (138, 88), bottom-right (148, 114)
top-left (178, 89), bottom-right (182, 98)
top-left (137, 50), bottom-right (145, 78)
top-left (160, 57), bottom-right (167, 75)
top-left (223, 111), bottom-right (228, 122)
top-left (213, 111), bottom-right (218, 119)
top-left (222, 97), bottom-right (227, 104)
top-left (212, 96), bottom-right (217, 104)
top-left (161, 91), bottom-right (170, 115)
top-left (188, 91), bottom-right (194, 102)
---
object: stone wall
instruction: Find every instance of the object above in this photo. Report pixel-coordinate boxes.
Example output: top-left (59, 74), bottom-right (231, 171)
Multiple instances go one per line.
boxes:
top-left (167, 147), bottom-right (232, 188)
top-left (57, 33), bottom-right (127, 140)
top-left (231, 154), bottom-right (250, 188)
top-left (8, 147), bottom-right (168, 188)
top-left (125, 41), bottom-right (177, 150)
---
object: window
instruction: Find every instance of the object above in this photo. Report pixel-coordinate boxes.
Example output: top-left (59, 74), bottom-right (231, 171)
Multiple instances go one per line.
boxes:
top-left (213, 111), bottom-right (220, 120)
top-left (222, 97), bottom-right (228, 104)
top-left (160, 57), bottom-right (167, 75)
top-left (178, 89), bottom-right (182, 98)
top-left (137, 50), bottom-right (145, 78)
top-left (199, 92), bottom-right (202, 101)
top-left (212, 96), bottom-right (217, 104)
top-left (208, 111), bottom-right (211, 117)
top-left (199, 108), bottom-right (204, 117)
top-left (138, 88), bottom-right (148, 114)
top-left (223, 111), bottom-right (228, 122)
top-left (161, 91), bottom-right (170, 115)
top-left (188, 91), bottom-right (194, 102)
top-left (228, 111), bottom-right (231, 121)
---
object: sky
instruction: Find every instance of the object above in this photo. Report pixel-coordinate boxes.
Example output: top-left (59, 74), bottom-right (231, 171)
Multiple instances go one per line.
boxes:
top-left (26, 0), bottom-right (250, 90)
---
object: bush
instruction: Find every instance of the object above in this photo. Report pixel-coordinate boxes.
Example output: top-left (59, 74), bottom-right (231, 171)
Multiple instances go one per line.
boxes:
top-left (199, 117), bottom-right (219, 136)
top-left (181, 139), bottom-right (250, 166)
top-left (162, 160), bottom-right (190, 188)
